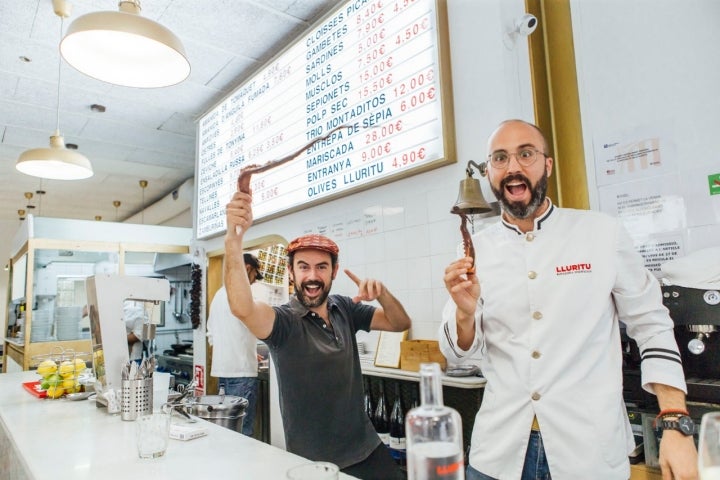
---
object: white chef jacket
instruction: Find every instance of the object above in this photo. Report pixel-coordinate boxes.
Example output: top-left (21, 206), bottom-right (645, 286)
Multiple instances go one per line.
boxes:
top-left (439, 201), bottom-right (686, 480)
top-left (207, 286), bottom-right (258, 378)
top-left (124, 302), bottom-right (145, 361)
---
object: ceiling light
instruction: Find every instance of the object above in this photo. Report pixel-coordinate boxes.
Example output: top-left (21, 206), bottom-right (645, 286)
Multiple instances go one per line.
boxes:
top-left (16, 132), bottom-right (93, 180)
top-left (139, 179), bottom-right (148, 224)
top-left (59, 0), bottom-right (190, 88)
top-left (15, 0), bottom-right (93, 181)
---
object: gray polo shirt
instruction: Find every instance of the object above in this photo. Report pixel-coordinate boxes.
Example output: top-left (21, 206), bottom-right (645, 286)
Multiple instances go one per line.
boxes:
top-left (264, 294), bottom-right (379, 468)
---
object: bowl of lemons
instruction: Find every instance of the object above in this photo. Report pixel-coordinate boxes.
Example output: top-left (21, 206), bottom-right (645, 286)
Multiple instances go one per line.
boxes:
top-left (33, 348), bottom-right (92, 399)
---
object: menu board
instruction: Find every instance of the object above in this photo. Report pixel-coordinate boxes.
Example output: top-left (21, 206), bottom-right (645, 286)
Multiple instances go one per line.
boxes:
top-left (196, 0), bottom-right (455, 239)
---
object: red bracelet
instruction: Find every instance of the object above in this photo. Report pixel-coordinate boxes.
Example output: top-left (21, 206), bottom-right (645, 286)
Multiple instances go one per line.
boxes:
top-left (656, 409), bottom-right (689, 419)
top-left (653, 409), bottom-right (690, 428)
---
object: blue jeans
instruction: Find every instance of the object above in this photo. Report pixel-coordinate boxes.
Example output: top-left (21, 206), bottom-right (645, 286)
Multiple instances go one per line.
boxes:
top-left (466, 430), bottom-right (551, 480)
top-left (218, 377), bottom-right (258, 437)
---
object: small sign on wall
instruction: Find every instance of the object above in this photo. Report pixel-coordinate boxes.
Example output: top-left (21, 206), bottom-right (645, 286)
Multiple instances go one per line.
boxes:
top-left (709, 173), bottom-right (720, 196)
top-left (194, 364), bottom-right (205, 395)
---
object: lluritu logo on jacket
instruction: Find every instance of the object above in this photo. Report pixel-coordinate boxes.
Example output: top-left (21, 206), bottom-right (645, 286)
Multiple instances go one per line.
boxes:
top-left (555, 263), bottom-right (592, 275)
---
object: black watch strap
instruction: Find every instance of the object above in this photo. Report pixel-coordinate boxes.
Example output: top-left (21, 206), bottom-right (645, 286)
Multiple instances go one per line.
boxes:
top-left (659, 415), bottom-right (696, 436)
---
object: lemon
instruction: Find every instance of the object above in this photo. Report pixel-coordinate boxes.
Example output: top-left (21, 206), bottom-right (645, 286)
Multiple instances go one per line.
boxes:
top-left (62, 377), bottom-right (76, 389)
top-left (58, 361), bottom-right (74, 378)
top-left (74, 358), bottom-right (87, 373)
top-left (37, 359), bottom-right (57, 377)
top-left (45, 373), bottom-right (62, 387)
top-left (46, 385), bottom-right (64, 399)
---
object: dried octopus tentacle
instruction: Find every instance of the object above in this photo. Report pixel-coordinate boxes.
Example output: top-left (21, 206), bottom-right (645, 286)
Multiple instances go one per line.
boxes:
top-left (233, 124), bottom-right (350, 234)
top-left (452, 207), bottom-right (476, 274)
top-left (237, 124), bottom-right (350, 194)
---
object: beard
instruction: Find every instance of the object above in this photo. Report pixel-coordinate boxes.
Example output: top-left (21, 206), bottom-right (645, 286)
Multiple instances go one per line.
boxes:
top-left (293, 278), bottom-right (332, 308)
top-left (491, 170), bottom-right (548, 220)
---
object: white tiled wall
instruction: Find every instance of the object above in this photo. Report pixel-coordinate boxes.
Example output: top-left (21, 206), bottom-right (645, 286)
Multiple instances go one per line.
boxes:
top-left (192, 1), bottom-right (536, 446)
top-left (196, 0), bottom-right (536, 361)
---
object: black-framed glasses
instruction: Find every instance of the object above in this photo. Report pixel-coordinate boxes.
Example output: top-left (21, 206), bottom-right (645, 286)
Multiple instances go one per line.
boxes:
top-left (487, 148), bottom-right (546, 169)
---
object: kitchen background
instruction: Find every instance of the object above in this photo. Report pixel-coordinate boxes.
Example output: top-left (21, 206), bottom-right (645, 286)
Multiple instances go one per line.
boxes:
top-left (2, 0), bottom-right (718, 392)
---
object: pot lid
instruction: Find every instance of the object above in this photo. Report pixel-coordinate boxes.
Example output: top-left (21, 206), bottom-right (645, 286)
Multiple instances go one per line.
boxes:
top-left (187, 395), bottom-right (248, 415)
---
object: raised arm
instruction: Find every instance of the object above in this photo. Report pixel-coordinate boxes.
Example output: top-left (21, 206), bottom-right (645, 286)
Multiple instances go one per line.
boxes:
top-left (224, 190), bottom-right (276, 339)
top-left (344, 269), bottom-right (411, 332)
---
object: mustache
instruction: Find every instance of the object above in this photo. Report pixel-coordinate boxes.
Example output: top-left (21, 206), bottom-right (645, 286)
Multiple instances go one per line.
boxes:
top-left (500, 173), bottom-right (530, 190)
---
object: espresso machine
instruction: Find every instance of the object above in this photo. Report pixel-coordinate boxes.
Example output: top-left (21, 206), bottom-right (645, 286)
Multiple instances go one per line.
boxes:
top-left (661, 285), bottom-right (720, 403)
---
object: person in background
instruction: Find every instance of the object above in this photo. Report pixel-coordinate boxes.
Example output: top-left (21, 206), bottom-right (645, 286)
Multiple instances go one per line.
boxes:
top-left (124, 301), bottom-right (146, 362)
top-left (224, 191), bottom-right (412, 480)
top-left (440, 119), bottom-right (698, 480)
top-left (207, 253), bottom-right (264, 437)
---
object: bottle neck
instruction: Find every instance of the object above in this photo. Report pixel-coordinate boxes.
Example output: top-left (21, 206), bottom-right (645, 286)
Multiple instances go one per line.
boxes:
top-left (419, 363), bottom-right (443, 407)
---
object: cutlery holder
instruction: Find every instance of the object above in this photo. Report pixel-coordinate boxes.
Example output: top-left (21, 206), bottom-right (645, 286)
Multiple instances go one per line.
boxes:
top-left (121, 378), bottom-right (153, 421)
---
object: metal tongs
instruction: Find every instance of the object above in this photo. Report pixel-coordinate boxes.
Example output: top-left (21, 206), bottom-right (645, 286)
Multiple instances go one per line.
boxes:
top-left (163, 380), bottom-right (197, 421)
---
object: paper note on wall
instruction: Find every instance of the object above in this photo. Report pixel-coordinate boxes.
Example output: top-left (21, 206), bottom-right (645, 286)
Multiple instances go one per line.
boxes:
top-left (594, 124), bottom-right (677, 187)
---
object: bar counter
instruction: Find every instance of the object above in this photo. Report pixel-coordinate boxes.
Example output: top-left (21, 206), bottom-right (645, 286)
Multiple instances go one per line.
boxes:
top-left (0, 371), bottom-right (356, 480)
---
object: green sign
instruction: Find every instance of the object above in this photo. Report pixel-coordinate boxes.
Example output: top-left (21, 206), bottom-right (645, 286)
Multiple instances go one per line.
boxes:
top-left (710, 173), bottom-right (720, 196)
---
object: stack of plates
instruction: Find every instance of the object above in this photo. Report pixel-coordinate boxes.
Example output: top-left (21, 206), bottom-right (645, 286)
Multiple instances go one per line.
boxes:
top-left (31, 309), bottom-right (52, 342)
top-left (55, 306), bottom-right (82, 341)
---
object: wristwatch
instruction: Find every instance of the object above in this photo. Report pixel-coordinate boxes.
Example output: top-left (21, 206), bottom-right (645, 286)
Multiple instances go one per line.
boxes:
top-left (659, 415), bottom-right (697, 436)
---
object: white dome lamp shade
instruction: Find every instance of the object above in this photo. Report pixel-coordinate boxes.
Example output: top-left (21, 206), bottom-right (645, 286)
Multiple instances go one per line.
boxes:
top-left (59, 0), bottom-right (190, 88)
top-left (16, 132), bottom-right (93, 180)
top-left (15, 0), bottom-right (93, 181)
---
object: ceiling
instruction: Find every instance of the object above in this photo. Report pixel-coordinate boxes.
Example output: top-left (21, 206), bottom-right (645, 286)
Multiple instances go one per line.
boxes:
top-left (0, 0), bottom-right (338, 224)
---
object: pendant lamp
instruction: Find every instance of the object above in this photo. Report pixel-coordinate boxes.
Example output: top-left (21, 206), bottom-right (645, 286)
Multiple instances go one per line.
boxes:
top-left (15, 0), bottom-right (93, 181)
top-left (59, 0), bottom-right (190, 88)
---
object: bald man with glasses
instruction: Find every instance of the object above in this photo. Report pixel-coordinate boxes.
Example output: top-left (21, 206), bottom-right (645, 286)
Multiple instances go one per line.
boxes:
top-left (440, 119), bottom-right (697, 480)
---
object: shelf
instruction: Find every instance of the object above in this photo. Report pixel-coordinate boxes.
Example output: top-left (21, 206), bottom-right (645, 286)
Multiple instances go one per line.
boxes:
top-left (361, 363), bottom-right (487, 389)
top-left (4, 337), bottom-right (24, 347)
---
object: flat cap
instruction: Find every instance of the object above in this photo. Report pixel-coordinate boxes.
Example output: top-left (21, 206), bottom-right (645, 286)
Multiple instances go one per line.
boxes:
top-left (287, 234), bottom-right (339, 256)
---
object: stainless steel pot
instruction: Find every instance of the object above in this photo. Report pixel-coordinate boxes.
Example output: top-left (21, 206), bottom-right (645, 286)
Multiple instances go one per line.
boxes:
top-left (184, 395), bottom-right (248, 433)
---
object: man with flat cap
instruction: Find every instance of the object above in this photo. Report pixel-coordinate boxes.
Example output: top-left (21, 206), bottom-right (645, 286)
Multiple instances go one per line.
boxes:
top-left (207, 252), bottom-right (264, 436)
top-left (225, 190), bottom-right (411, 480)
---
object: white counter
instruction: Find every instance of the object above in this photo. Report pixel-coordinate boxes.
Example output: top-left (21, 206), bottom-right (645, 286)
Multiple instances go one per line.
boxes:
top-left (0, 371), bottom-right (356, 480)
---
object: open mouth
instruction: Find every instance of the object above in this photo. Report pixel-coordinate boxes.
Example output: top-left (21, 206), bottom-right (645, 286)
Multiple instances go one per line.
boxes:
top-left (503, 177), bottom-right (530, 201)
top-left (303, 283), bottom-right (323, 297)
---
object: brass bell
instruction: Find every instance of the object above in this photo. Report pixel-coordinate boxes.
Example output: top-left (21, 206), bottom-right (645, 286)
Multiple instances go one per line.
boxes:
top-left (451, 160), bottom-right (492, 214)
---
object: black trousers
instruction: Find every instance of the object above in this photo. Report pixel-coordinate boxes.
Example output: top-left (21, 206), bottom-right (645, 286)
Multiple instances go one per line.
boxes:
top-left (341, 444), bottom-right (405, 480)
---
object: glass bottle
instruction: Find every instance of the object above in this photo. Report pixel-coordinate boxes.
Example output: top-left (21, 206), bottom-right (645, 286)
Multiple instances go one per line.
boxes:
top-left (410, 384), bottom-right (420, 410)
top-left (374, 379), bottom-right (390, 447)
top-left (363, 377), bottom-right (374, 423)
top-left (406, 363), bottom-right (464, 480)
top-left (389, 382), bottom-right (407, 466)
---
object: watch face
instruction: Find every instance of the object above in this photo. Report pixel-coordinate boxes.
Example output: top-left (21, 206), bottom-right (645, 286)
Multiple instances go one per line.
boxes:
top-left (678, 416), bottom-right (695, 435)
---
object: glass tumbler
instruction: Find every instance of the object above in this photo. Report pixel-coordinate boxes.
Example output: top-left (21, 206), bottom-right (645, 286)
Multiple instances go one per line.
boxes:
top-left (136, 412), bottom-right (171, 459)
